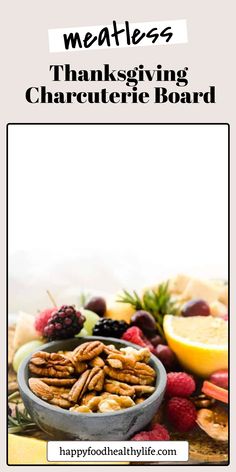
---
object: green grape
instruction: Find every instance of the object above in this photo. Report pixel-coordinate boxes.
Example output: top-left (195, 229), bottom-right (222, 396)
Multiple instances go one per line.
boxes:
top-left (76, 327), bottom-right (89, 338)
top-left (13, 339), bottom-right (45, 372)
top-left (81, 309), bottom-right (100, 336)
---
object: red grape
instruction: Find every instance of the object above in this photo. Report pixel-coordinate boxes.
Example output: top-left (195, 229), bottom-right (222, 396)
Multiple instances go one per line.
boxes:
top-left (181, 299), bottom-right (210, 317)
top-left (155, 344), bottom-right (176, 371)
top-left (131, 310), bottom-right (156, 336)
top-left (209, 370), bottom-right (228, 389)
top-left (150, 335), bottom-right (164, 347)
top-left (84, 296), bottom-right (106, 317)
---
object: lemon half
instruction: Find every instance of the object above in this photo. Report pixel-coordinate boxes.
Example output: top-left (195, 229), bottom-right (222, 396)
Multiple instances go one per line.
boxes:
top-left (163, 315), bottom-right (228, 377)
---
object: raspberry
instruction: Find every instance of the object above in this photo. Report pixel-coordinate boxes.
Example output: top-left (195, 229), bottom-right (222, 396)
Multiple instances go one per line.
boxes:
top-left (131, 424), bottom-right (170, 441)
top-left (149, 424), bottom-right (170, 440)
top-left (166, 372), bottom-right (196, 397)
top-left (122, 326), bottom-right (154, 352)
top-left (34, 308), bottom-right (57, 334)
top-left (166, 397), bottom-right (197, 432)
top-left (43, 305), bottom-right (85, 340)
top-left (131, 431), bottom-right (151, 441)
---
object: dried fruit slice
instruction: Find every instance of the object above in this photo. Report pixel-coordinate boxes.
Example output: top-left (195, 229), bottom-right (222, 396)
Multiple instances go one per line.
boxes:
top-left (197, 406), bottom-right (228, 441)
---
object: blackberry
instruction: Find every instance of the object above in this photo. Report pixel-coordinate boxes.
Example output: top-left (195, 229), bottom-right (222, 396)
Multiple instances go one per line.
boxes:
top-left (92, 318), bottom-right (129, 338)
top-left (43, 305), bottom-right (85, 340)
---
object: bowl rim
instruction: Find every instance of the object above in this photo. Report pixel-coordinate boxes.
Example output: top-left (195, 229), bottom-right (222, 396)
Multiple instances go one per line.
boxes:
top-left (18, 336), bottom-right (167, 418)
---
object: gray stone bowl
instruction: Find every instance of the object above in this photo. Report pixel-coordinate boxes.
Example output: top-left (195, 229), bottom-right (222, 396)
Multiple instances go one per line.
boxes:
top-left (18, 336), bottom-right (166, 440)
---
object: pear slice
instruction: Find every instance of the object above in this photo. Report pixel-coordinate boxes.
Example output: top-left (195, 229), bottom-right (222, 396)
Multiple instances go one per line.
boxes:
top-left (13, 311), bottom-right (39, 350)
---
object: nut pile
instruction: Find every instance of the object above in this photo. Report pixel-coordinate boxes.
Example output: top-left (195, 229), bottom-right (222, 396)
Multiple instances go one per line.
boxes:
top-left (28, 341), bottom-right (156, 413)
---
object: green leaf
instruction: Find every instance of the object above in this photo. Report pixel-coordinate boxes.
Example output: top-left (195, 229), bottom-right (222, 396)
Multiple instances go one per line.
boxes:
top-left (116, 281), bottom-right (178, 339)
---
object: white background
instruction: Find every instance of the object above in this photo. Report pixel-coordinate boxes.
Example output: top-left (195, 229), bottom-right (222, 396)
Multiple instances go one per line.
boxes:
top-left (8, 124), bottom-right (228, 313)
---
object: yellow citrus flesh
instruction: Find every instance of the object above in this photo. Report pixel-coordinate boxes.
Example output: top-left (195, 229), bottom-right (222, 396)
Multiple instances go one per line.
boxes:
top-left (163, 315), bottom-right (228, 377)
top-left (8, 434), bottom-right (129, 465)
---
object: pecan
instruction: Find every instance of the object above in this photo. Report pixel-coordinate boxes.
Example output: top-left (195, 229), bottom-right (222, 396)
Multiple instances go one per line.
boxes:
top-left (106, 358), bottom-right (123, 369)
top-left (134, 362), bottom-right (156, 378)
top-left (133, 385), bottom-right (155, 396)
top-left (29, 378), bottom-right (73, 408)
top-left (27, 341), bottom-right (156, 414)
top-left (49, 397), bottom-right (73, 409)
top-left (135, 397), bottom-right (145, 404)
top-left (103, 345), bottom-right (121, 356)
top-left (89, 356), bottom-right (105, 368)
top-left (87, 368), bottom-right (105, 392)
top-left (80, 391), bottom-right (97, 405)
top-left (106, 352), bottom-right (137, 369)
top-left (72, 341), bottom-right (104, 362)
top-left (104, 379), bottom-right (135, 396)
top-left (29, 363), bottom-right (74, 378)
top-left (31, 351), bottom-right (71, 366)
top-left (104, 366), bottom-right (154, 385)
top-left (68, 370), bottom-right (91, 402)
top-left (73, 361), bottom-right (88, 374)
top-left (29, 378), bottom-right (53, 401)
top-left (48, 386), bottom-right (70, 396)
top-left (29, 351), bottom-right (74, 378)
top-left (39, 378), bottom-right (77, 387)
top-left (63, 351), bottom-right (88, 374)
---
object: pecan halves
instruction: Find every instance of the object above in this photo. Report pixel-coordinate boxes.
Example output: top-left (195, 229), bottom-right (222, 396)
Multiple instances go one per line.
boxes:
top-left (68, 370), bottom-right (91, 402)
top-left (104, 379), bottom-right (135, 396)
top-left (88, 368), bottom-right (105, 392)
top-left (106, 350), bottom-right (153, 371)
top-left (29, 378), bottom-right (54, 401)
top-left (134, 362), bottom-right (156, 378)
top-left (29, 362), bottom-right (74, 378)
top-left (106, 358), bottom-right (123, 369)
top-left (49, 397), bottom-right (73, 409)
top-left (27, 341), bottom-right (156, 413)
top-left (68, 367), bottom-right (104, 402)
top-left (31, 351), bottom-right (72, 366)
top-left (80, 391), bottom-right (97, 405)
top-left (73, 361), bottom-right (88, 374)
top-left (106, 353), bottom-right (136, 369)
top-left (133, 385), bottom-right (156, 396)
top-left (39, 378), bottom-right (77, 387)
top-left (72, 341), bottom-right (104, 362)
top-left (29, 378), bottom-right (73, 408)
top-left (89, 356), bottom-right (105, 368)
top-left (103, 345), bottom-right (121, 356)
top-left (62, 351), bottom-right (88, 374)
top-left (29, 351), bottom-right (75, 377)
top-left (104, 366), bottom-right (154, 385)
